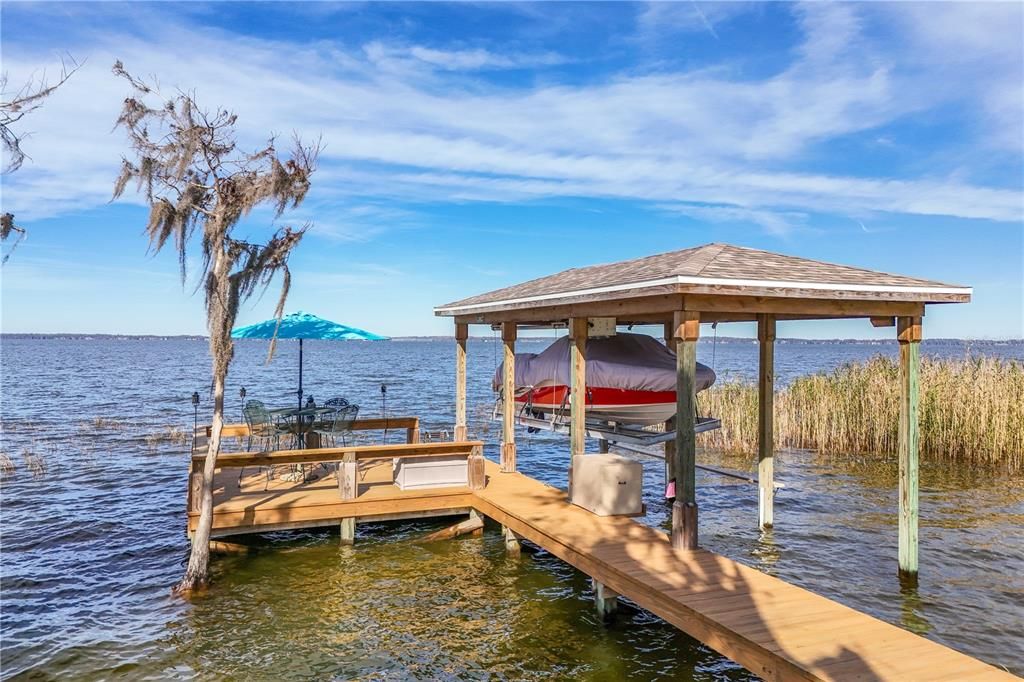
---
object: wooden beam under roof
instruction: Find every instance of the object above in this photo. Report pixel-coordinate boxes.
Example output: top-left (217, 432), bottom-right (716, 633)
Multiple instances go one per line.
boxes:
top-left (456, 294), bottom-right (926, 326)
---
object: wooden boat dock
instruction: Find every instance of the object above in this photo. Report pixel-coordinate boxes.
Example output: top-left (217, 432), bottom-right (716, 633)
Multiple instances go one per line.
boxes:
top-left (187, 420), bottom-right (1014, 681)
top-left (184, 245), bottom-right (1013, 680)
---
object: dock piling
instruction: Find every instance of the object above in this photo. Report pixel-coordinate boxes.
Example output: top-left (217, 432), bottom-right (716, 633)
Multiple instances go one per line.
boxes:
top-left (672, 310), bottom-right (700, 550)
top-left (454, 322), bottom-right (468, 442)
top-left (501, 322), bottom-right (517, 473)
top-left (898, 316), bottom-right (922, 583)
top-left (591, 578), bottom-right (619, 621)
top-left (757, 314), bottom-right (776, 530)
top-left (569, 317), bottom-right (588, 498)
top-left (504, 526), bottom-right (521, 555)
top-left (338, 451), bottom-right (358, 545)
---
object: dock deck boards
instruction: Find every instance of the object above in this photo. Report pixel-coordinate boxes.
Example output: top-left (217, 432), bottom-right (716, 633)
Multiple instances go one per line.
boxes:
top-left (189, 460), bottom-right (473, 535)
top-left (190, 457), bottom-right (1014, 681)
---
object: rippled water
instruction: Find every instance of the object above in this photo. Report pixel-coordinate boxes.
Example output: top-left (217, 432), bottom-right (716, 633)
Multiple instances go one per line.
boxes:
top-left (2, 337), bottom-right (1022, 679)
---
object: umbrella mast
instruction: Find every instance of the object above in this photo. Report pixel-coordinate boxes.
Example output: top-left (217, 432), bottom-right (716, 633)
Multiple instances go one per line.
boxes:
top-left (298, 337), bottom-right (304, 410)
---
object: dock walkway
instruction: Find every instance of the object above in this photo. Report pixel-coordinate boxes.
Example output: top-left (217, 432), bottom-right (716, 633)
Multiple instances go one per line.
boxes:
top-left (473, 463), bottom-right (1013, 681)
top-left (190, 438), bottom-right (1014, 681)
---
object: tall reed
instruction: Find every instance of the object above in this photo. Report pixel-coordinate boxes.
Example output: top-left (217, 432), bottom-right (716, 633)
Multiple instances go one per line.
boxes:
top-left (698, 356), bottom-right (1024, 470)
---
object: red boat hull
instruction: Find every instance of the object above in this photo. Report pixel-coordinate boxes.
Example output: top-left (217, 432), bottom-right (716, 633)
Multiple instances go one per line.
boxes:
top-left (514, 385), bottom-right (677, 425)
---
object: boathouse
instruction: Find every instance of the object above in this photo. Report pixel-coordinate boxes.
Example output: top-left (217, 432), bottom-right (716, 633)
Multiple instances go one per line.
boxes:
top-left (435, 242), bottom-right (971, 581)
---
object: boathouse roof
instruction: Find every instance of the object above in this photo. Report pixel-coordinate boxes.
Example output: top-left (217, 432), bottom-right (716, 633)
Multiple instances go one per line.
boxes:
top-left (435, 243), bottom-right (971, 322)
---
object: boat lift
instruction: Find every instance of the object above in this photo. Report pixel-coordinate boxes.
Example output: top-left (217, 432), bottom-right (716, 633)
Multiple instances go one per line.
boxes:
top-left (493, 399), bottom-right (783, 488)
top-left (494, 397), bottom-right (721, 447)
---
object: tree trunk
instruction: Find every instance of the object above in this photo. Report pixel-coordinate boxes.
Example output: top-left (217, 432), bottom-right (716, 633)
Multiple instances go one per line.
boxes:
top-left (175, 368), bottom-right (225, 594)
top-left (175, 247), bottom-right (230, 595)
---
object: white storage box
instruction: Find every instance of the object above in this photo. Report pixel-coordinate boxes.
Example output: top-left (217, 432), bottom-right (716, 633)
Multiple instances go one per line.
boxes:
top-left (571, 454), bottom-right (643, 516)
top-left (393, 455), bottom-right (469, 490)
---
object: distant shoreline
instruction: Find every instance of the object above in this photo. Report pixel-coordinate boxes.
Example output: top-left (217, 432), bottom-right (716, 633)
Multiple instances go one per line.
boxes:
top-left (1, 333), bottom-right (1021, 344)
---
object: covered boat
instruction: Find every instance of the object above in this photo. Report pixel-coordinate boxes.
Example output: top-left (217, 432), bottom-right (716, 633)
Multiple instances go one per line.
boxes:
top-left (492, 332), bottom-right (715, 426)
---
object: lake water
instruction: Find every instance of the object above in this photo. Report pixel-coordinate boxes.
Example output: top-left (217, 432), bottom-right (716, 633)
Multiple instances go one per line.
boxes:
top-left (1, 337), bottom-right (1022, 680)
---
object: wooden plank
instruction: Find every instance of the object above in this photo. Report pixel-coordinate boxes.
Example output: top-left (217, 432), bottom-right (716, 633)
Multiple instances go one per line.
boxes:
top-left (757, 314), bottom-right (776, 529)
top-left (672, 310), bottom-right (699, 550)
top-left (443, 287), bottom-right (951, 322)
top-left (685, 295), bottom-right (927, 319)
top-left (501, 321), bottom-right (517, 472)
top-left (898, 315), bottom-right (922, 582)
top-left (455, 322), bottom-right (468, 441)
top-left (415, 514), bottom-right (484, 543)
top-left (569, 317), bottom-right (588, 465)
top-left (193, 440), bottom-right (484, 468)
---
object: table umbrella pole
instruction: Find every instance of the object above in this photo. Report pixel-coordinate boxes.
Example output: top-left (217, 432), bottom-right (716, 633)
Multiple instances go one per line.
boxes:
top-left (298, 338), bottom-right (304, 447)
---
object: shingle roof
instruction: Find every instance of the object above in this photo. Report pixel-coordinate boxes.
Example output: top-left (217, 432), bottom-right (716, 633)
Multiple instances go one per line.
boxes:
top-left (435, 243), bottom-right (970, 315)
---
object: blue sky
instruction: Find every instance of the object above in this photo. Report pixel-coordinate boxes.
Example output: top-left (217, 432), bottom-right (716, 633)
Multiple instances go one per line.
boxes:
top-left (1, 1), bottom-right (1021, 339)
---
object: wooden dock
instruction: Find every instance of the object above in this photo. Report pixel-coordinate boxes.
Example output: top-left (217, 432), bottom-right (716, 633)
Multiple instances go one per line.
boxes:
top-left (187, 428), bottom-right (1014, 681)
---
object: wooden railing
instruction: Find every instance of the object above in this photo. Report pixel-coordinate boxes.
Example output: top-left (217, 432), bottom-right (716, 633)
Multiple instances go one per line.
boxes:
top-left (193, 441), bottom-right (483, 468)
top-left (216, 416), bottom-right (422, 445)
top-left (187, 418), bottom-right (484, 512)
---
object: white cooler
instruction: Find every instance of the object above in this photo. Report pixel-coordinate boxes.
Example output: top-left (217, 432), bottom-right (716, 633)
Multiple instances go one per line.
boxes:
top-left (570, 454), bottom-right (644, 516)
top-left (393, 455), bottom-right (469, 490)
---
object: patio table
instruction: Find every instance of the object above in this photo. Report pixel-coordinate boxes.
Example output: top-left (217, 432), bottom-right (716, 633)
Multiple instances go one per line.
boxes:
top-left (269, 406), bottom-right (337, 449)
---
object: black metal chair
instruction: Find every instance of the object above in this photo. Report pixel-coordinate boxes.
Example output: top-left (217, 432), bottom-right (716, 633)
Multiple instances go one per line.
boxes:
top-left (242, 400), bottom-right (288, 489)
top-left (316, 400), bottom-right (360, 448)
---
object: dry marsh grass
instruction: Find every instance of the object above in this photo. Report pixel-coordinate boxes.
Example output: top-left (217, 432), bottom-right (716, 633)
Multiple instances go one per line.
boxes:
top-left (698, 356), bottom-right (1024, 470)
top-left (144, 426), bottom-right (190, 447)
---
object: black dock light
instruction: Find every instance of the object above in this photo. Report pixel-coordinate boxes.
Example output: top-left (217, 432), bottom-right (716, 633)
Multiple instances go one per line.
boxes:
top-left (381, 384), bottom-right (388, 443)
top-left (191, 391), bottom-right (200, 453)
top-left (239, 386), bottom-right (247, 419)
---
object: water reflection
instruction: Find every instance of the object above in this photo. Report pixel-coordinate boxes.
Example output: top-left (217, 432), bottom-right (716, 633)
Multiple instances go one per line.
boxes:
top-left (898, 583), bottom-right (932, 636)
top-left (751, 529), bottom-right (781, 574)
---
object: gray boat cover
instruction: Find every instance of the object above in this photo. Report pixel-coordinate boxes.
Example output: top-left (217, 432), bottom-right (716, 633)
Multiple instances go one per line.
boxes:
top-left (492, 332), bottom-right (716, 394)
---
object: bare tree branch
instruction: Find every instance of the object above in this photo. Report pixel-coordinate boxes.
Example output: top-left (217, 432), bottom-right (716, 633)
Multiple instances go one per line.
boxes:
top-left (2, 54), bottom-right (80, 174)
top-left (1, 55), bottom-right (79, 264)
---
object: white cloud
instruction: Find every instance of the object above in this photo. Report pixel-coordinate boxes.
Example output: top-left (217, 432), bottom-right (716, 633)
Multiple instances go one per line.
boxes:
top-left (657, 203), bottom-right (807, 236)
top-left (636, 2), bottom-right (750, 42)
top-left (363, 42), bottom-right (568, 72)
top-left (1, 1), bottom-right (1020, 235)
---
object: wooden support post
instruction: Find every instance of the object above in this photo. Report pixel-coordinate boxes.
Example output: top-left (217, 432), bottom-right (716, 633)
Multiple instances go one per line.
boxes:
top-left (188, 469), bottom-right (203, 513)
top-left (672, 311), bottom-right (700, 550)
top-left (504, 526), bottom-right (521, 555)
top-left (467, 445), bottom-right (486, 490)
top-left (338, 451), bottom-right (357, 545)
top-left (757, 314), bottom-right (776, 530)
top-left (663, 324), bottom-right (676, 499)
top-left (598, 439), bottom-right (609, 454)
top-left (569, 317), bottom-right (588, 496)
top-left (501, 322), bottom-right (517, 473)
top-left (592, 578), bottom-right (619, 621)
top-left (455, 322), bottom-right (468, 441)
top-left (898, 316), bottom-right (922, 584)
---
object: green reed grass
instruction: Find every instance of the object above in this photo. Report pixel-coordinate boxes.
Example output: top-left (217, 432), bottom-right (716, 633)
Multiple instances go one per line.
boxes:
top-left (698, 356), bottom-right (1024, 470)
